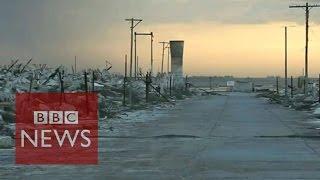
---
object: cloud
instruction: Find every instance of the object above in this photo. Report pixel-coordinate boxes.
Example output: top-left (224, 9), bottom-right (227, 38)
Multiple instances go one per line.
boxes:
top-left (0, 0), bottom-right (320, 76)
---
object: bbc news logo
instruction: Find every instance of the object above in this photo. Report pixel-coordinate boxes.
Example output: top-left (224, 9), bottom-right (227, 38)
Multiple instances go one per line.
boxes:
top-left (21, 111), bottom-right (90, 148)
top-left (15, 93), bottom-right (98, 164)
top-left (34, 111), bottom-right (79, 125)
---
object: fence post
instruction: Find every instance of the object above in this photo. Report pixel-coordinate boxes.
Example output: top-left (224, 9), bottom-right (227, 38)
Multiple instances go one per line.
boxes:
top-left (169, 75), bottom-right (172, 96)
top-left (123, 56), bottom-right (127, 106)
top-left (185, 75), bottom-right (188, 91)
top-left (146, 72), bottom-right (151, 103)
top-left (58, 71), bottom-right (64, 93)
top-left (84, 71), bottom-right (88, 93)
top-left (318, 74), bottom-right (320, 103)
top-left (58, 70), bottom-right (65, 105)
top-left (303, 78), bottom-right (306, 94)
top-left (291, 76), bottom-right (293, 98)
top-left (29, 75), bottom-right (33, 93)
top-left (92, 71), bottom-right (95, 92)
top-left (276, 76), bottom-right (279, 94)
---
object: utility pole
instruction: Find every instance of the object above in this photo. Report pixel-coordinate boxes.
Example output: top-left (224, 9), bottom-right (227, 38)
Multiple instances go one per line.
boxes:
top-left (125, 18), bottom-right (142, 78)
top-left (166, 43), bottom-right (170, 73)
top-left (289, 3), bottom-right (320, 79)
top-left (123, 55), bottom-right (127, 106)
top-left (159, 41), bottom-right (168, 74)
top-left (284, 27), bottom-right (288, 97)
top-left (136, 56), bottom-right (139, 77)
top-left (134, 32), bottom-right (153, 77)
top-left (134, 32), bottom-right (137, 79)
top-left (151, 32), bottom-right (154, 76)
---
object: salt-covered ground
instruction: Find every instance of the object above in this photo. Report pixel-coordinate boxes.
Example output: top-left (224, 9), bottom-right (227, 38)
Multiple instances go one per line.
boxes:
top-left (2, 93), bottom-right (320, 179)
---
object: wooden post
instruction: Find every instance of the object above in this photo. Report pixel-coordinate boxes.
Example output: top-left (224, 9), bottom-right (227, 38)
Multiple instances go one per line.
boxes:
top-left (84, 71), bottom-right (88, 93)
top-left (151, 32), bottom-right (154, 75)
top-left (185, 75), bottom-right (188, 91)
top-left (285, 27), bottom-right (288, 97)
top-left (303, 78), bottom-right (306, 94)
top-left (134, 32), bottom-right (137, 79)
top-left (172, 78), bottom-right (175, 90)
top-left (58, 71), bottom-right (64, 93)
top-left (123, 55), bottom-right (127, 106)
top-left (318, 74), bottom-right (320, 103)
top-left (123, 79), bottom-right (126, 106)
top-left (130, 20), bottom-right (133, 78)
top-left (145, 72), bottom-right (148, 103)
top-left (84, 70), bottom-right (89, 113)
top-left (145, 72), bottom-right (151, 103)
top-left (276, 76), bottom-right (279, 94)
top-left (92, 71), bottom-right (95, 92)
top-left (291, 76), bottom-right (293, 98)
top-left (29, 75), bottom-right (33, 93)
top-left (169, 75), bottom-right (172, 96)
top-left (159, 42), bottom-right (166, 74)
top-left (74, 56), bottom-right (77, 74)
top-left (136, 56), bottom-right (139, 78)
top-left (167, 44), bottom-right (170, 73)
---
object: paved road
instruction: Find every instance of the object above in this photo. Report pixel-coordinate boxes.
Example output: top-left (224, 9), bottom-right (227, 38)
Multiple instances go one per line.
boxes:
top-left (2, 93), bottom-right (320, 179)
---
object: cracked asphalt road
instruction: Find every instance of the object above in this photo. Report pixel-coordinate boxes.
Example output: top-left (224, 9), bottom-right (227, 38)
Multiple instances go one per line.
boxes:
top-left (2, 92), bottom-right (320, 179)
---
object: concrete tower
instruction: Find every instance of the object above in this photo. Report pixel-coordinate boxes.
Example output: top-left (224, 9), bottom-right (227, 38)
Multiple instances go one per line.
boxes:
top-left (170, 40), bottom-right (184, 78)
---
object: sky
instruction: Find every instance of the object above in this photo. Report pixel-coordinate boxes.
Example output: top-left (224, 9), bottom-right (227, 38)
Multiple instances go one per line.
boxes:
top-left (2, 0), bottom-right (320, 77)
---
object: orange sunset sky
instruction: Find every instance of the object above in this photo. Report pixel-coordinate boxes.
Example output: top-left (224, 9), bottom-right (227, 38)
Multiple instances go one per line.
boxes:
top-left (1, 0), bottom-right (320, 77)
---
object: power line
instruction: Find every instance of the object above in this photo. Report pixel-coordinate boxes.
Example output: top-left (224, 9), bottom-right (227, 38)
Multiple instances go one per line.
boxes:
top-left (285, 26), bottom-right (288, 97)
top-left (125, 18), bottom-right (142, 78)
top-left (159, 41), bottom-right (168, 74)
top-left (134, 32), bottom-right (154, 77)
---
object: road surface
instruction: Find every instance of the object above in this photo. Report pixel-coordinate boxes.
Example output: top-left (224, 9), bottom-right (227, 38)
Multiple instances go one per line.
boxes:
top-left (2, 92), bottom-right (320, 179)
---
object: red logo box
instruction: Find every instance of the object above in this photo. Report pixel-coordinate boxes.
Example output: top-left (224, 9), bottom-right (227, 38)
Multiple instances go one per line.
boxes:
top-left (15, 93), bottom-right (98, 165)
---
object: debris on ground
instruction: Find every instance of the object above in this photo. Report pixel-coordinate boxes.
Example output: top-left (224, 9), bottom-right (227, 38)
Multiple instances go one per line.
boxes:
top-left (257, 84), bottom-right (319, 112)
top-left (0, 136), bottom-right (13, 149)
top-left (0, 62), bottom-right (212, 143)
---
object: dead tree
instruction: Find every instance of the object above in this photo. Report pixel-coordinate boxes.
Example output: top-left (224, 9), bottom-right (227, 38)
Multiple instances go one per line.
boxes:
top-left (42, 66), bottom-right (62, 85)
top-left (21, 58), bottom-right (33, 73)
top-left (7, 59), bottom-right (19, 72)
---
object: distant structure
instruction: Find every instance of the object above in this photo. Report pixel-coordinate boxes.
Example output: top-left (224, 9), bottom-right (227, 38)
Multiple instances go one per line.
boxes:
top-left (170, 40), bottom-right (184, 78)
